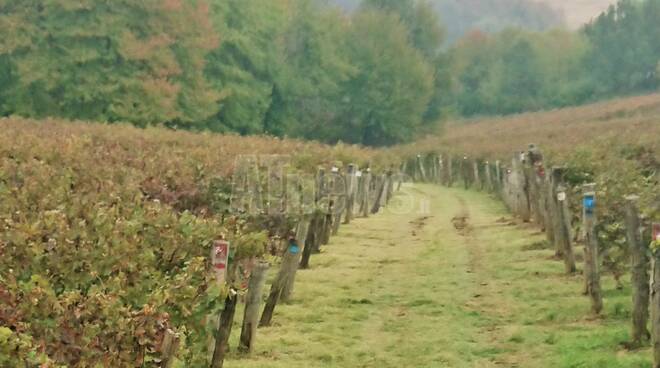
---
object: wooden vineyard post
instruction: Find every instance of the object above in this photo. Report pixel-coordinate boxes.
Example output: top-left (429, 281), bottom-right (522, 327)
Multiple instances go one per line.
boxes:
top-left (316, 167), bottom-right (332, 246)
top-left (438, 155), bottom-right (446, 186)
top-left (494, 160), bottom-right (501, 194)
top-left (371, 173), bottom-right (387, 214)
top-left (428, 155), bottom-right (436, 183)
top-left (462, 156), bottom-right (470, 189)
top-left (160, 329), bottom-right (180, 368)
top-left (416, 154), bottom-right (427, 182)
top-left (331, 166), bottom-right (344, 236)
top-left (260, 235), bottom-right (301, 327)
top-left (299, 168), bottom-right (332, 269)
top-left (239, 262), bottom-right (270, 354)
top-left (437, 154), bottom-right (447, 185)
top-left (360, 169), bottom-right (372, 218)
top-left (527, 145), bottom-right (545, 228)
top-left (396, 165), bottom-right (403, 192)
top-left (447, 156), bottom-right (454, 187)
top-left (582, 183), bottom-right (603, 314)
top-left (556, 183), bottom-right (576, 273)
top-left (300, 211), bottom-right (324, 269)
top-left (344, 164), bottom-right (357, 224)
top-left (211, 289), bottom-right (238, 368)
top-left (385, 169), bottom-right (394, 204)
top-left (472, 160), bottom-right (481, 190)
top-left (380, 172), bottom-right (389, 208)
top-left (401, 160), bottom-right (408, 182)
top-left (549, 167), bottom-right (565, 257)
top-left (653, 223), bottom-right (660, 366)
top-left (513, 152), bottom-right (531, 222)
top-left (484, 161), bottom-right (493, 192)
top-left (321, 198), bottom-right (333, 245)
top-left (544, 176), bottom-right (555, 245)
top-left (502, 166), bottom-right (513, 211)
top-left (625, 196), bottom-right (650, 348)
top-left (280, 220), bottom-right (309, 302)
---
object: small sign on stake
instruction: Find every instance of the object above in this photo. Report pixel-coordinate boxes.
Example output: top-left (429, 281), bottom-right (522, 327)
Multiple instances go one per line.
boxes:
top-left (356, 171), bottom-right (362, 178)
top-left (557, 192), bottom-right (566, 202)
top-left (211, 240), bottom-right (230, 285)
top-left (583, 194), bottom-right (595, 214)
top-left (288, 238), bottom-right (300, 255)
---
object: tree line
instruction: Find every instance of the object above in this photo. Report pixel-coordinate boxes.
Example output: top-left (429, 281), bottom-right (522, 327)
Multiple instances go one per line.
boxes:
top-left (0, 0), bottom-right (658, 146)
top-left (445, 0), bottom-right (660, 117)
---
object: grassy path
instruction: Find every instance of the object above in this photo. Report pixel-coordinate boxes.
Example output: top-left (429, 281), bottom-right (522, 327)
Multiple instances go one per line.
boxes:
top-left (226, 184), bottom-right (650, 368)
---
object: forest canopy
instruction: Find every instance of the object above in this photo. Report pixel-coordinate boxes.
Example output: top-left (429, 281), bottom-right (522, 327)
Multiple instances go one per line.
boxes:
top-left (0, 0), bottom-right (659, 146)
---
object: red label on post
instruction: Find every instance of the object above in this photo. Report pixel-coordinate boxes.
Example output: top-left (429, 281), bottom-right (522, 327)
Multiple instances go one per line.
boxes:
top-left (212, 240), bottom-right (230, 285)
top-left (653, 223), bottom-right (660, 242)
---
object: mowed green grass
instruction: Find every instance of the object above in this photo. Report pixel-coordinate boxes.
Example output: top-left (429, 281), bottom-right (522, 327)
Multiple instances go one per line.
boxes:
top-left (224, 184), bottom-right (651, 368)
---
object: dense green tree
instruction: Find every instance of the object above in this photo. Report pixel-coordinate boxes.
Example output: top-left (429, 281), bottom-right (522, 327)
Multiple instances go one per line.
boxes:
top-left (204, 0), bottom-right (284, 134)
top-left (448, 29), bottom-right (592, 116)
top-left (361, 0), bottom-right (443, 59)
top-left (584, 0), bottom-right (660, 95)
top-left (264, 0), bottom-right (355, 140)
top-left (339, 10), bottom-right (433, 146)
top-left (0, 0), bottom-right (219, 127)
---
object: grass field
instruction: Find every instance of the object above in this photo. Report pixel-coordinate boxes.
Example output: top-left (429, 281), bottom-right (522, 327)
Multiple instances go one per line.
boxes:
top-left (223, 184), bottom-right (649, 368)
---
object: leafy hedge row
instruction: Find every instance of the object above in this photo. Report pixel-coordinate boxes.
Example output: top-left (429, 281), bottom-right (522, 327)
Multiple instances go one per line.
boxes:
top-left (0, 118), bottom-right (392, 366)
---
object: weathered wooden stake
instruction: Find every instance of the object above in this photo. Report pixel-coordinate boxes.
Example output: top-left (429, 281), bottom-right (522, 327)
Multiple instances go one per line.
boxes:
top-left (447, 157), bottom-right (454, 187)
top-left (652, 250), bottom-right (660, 367)
top-left (260, 238), bottom-right (299, 327)
top-left (513, 152), bottom-right (531, 222)
top-left (549, 167), bottom-right (565, 257)
top-left (321, 200), bottom-right (333, 245)
top-left (462, 156), bottom-right (470, 189)
top-left (525, 145), bottom-right (545, 228)
top-left (211, 290), bottom-right (238, 368)
top-left (416, 155), bottom-right (427, 182)
top-left (472, 160), bottom-right (481, 190)
top-left (239, 262), bottom-right (270, 354)
top-left (438, 155), bottom-right (446, 185)
top-left (542, 176), bottom-right (555, 245)
top-left (331, 167), bottom-right (344, 235)
top-left (360, 169), bottom-right (372, 218)
top-left (371, 174), bottom-right (387, 214)
top-left (343, 164), bottom-right (357, 224)
top-left (494, 160), bottom-right (501, 193)
top-left (582, 183), bottom-right (603, 314)
top-left (280, 220), bottom-right (309, 302)
top-left (160, 329), bottom-right (180, 368)
top-left (484, 161), bottom-right (493, 192)
top-left (556, 184), bottom-right (576, 273)
top-left (300, 212), bottom-right (323, 269)
top-left (625, 195), bottom-right (650, 348)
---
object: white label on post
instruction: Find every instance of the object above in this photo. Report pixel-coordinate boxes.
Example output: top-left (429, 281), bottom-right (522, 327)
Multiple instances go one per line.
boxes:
top-left (212, 240), bottom-right (230, 285)
top-left (331, 166), bottom-right (339, 173)
top-left (557, 192), bottom-right (566, 202)
top-left (356, 171), bottom-right (362, 178)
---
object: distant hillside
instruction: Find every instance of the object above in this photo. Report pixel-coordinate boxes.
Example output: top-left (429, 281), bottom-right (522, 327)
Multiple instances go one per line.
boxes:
top-left (536, 0), bottom-right (615, 28)
top-left (322, 0), bottom-right (616, 43)
top-left (402, 93), bottom-right (660, 160)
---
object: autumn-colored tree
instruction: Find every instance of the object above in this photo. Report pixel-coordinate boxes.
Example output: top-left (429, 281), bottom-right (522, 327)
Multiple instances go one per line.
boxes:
top-left (0, 0), bottom-right (219, 127)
